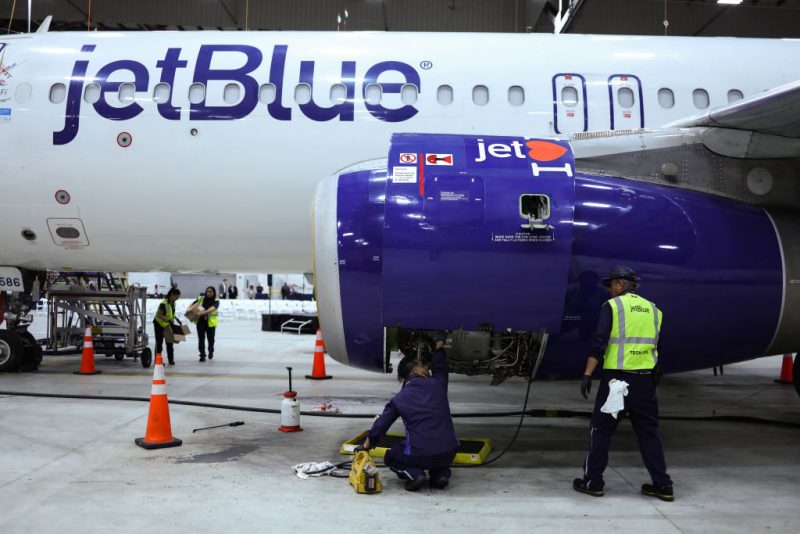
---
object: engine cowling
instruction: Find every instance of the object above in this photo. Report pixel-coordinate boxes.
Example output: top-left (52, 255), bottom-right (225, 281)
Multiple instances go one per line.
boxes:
top-left (315, 133), bottom-right (800, 379)
top-left (314, 133), bottom-right (576, 374)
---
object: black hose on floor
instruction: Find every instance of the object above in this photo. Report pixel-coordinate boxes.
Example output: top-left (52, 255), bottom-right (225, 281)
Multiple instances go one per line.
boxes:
top-left (1, 390), bottom-right (797, 428)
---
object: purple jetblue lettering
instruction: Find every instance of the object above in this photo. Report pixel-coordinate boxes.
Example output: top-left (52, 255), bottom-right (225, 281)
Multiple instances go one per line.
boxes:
top-left (191, 44), bottom-right (261, 120)
top-left (53, 44), bottom-right (95, 146)
top-left (53, 44), bottom-right (421, 145)
top-left (299, 60), bottom-right (356, 121)
top-left (155, 48), bottom-right (188, 120)
top-left (93, 59), bottom-right (149, 120)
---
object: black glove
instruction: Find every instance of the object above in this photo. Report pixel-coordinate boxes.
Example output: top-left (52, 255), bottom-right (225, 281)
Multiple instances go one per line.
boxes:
top-left (580, 374), bottom-right (592, 399)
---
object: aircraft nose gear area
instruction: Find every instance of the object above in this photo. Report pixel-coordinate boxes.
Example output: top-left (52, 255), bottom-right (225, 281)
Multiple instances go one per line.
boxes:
top-left (0, 268), bottom-right (44, 372)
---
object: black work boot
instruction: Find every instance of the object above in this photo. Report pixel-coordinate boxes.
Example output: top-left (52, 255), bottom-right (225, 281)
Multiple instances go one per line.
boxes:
top-left (573, 478), bottom-right (604, 497)
top-left (208, 351), bottom-right (214, 360)
top-left (641, 483), bottom-right (674, 502)
top-left (404, 474), bottom-right (427, 492)
top-left (199, 353), bottom-right (206, 362)
top-left (429, 476), bottom-right (450, 489)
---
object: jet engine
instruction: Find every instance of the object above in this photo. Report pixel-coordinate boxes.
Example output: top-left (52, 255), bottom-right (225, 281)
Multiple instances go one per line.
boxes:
top-left (314, 133), bottom-right (800, 381)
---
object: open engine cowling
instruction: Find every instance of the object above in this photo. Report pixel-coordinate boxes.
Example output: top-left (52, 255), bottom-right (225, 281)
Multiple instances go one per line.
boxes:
top-left (316, 133), bottom-right (800, 379)
top-left (314, 133), bottom-right (576, 374)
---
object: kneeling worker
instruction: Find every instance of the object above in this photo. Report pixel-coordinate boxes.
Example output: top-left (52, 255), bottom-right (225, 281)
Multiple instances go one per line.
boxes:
top-left (363, 337), bottom-right (459, 491)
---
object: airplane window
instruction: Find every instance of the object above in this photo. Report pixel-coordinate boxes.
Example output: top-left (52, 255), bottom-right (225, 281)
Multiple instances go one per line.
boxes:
top-left (259, 83), bottom-right (276, 105)
top-left (401, 84), bottom-right (418, 105)
top-left (83, 82), bottom-right (101, 104)
top-left (153, 83), bottom-right (171, 104)
top-left (365, 83), bottom-right (381, 105)
top-left (617, 87), bottom-right (635, 108)
top-left (118, 83), bottom-right (135, 104)
top-left (437, 85), bottom-right (453, 105)
top-left (727, 89), bottom-right (744, 103)
top-left (49, 83), bottom-right (66, 104)
top-left (189, 83), bottom-right (206, 104)
top-left (294, 84), bottom-right (312, 105)
top-left (693, 89), bottom-right (709, 109)
top-left (561, 86), bottom-right (578, 107)
top-left (658, 88), bottom-right (674, 109)
top-left (223, 83), bottom-right (241, 104)
top-left (14, 83), bottom-right (32, 104)
top-left (508, 86), bottom-right (524, 106)
top-left (330, 83), bottom-right (347, 105)
top-left (472, 85), bottom-right (489, 106)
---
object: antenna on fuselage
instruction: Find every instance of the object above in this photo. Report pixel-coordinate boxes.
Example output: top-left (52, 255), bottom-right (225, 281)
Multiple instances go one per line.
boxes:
top-left (36, 15), bottom-right (51, 33)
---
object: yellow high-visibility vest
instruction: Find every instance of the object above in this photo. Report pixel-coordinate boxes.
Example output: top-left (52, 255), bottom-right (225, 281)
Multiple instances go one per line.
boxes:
top-left (154, 299), bottom-right (175, 328)
top-left (197, 296), bottom-right (219, 328)
top-left (603, 293), bottom-right (662, 370)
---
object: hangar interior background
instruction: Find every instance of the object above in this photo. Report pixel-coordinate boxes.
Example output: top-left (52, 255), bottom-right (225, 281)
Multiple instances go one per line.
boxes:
top-left (2, 0), bottom-right (800, 37)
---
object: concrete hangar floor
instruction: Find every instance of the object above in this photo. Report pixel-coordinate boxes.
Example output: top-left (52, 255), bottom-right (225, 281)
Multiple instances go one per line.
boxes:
top-left (0, 316), bottom-right (798, 533)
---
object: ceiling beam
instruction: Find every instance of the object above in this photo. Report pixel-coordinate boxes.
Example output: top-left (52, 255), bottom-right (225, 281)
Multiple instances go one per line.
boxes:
top-left (693, 5), bottom-right (729, 35)
top-left (218, 0), bottom-right (238, 25)
top-left (63, 0), bottom-right (87, 17)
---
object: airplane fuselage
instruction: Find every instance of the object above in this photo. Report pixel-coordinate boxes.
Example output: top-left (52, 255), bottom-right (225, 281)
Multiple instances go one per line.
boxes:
top-left (1, 31), bottom-right (798, 272)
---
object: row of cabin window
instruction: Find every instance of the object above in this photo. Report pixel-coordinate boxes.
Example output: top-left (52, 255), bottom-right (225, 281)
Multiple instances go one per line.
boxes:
top-left (46, 81), bottom-right (745, 111)
top-left (47, 81), bottom-right (447, 107)
top-left (561, 86), bottom-right (744, 110)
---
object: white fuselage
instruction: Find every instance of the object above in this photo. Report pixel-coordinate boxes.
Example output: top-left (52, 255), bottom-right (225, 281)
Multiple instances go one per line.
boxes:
top-left (0, 31), bottom-right (797, 273)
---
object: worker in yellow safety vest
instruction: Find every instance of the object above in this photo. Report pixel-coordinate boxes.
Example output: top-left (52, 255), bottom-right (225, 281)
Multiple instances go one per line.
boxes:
top-left (573, 266), bottom-right (674, 502)
top-left (153, 287), bottom-right (181, 365)
top-left (189, 286), bottom-right (220, 362)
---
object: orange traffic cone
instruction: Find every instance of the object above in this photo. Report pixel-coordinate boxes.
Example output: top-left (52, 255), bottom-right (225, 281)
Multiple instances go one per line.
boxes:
top-left (319, 328), bottom-right (327, 353)
top-left (775, 354), bottom-right (794, 384)
top-left (74, 323), bottom-right (101, 375)
top-left (306, 329), bottom-right (332, 380)
top-left (135, 353), bottom-right (182, 449)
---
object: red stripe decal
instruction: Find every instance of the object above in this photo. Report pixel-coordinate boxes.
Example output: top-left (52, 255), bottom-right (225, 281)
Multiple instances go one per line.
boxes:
top-left (419, 153), bottom-right (425, 196)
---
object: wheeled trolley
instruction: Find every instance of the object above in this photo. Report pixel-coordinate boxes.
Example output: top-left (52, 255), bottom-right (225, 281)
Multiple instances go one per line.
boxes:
top-left (45, 273), bottom-right (152, 367)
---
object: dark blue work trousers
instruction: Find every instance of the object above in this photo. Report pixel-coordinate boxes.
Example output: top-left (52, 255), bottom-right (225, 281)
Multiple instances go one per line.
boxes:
top-left (384, 444), bottom-right (457, 481)
top-left (583, 370), bottom-right (672, 491)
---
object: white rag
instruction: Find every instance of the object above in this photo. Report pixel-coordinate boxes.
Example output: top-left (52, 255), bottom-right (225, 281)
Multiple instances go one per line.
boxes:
top-left (292, 461), bottom-right (335, 479)
top-left (600, 379), bottom-right (629, 419)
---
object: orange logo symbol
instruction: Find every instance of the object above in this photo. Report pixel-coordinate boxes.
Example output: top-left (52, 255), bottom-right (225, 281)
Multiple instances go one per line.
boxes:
top-left (525, 140), bottom-right (568, 162)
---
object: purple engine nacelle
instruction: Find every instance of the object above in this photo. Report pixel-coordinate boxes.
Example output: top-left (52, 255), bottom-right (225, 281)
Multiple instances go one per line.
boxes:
top-left (313, 133), bottom-right (800, 378)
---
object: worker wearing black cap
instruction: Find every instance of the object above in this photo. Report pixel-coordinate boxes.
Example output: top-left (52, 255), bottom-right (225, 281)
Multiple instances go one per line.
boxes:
top-left (573, 265), bottom-right (674, 501)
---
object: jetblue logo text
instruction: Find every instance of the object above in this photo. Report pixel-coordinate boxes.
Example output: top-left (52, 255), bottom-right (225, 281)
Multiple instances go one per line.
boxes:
top-left (54, 44), bottom-right (421, 145)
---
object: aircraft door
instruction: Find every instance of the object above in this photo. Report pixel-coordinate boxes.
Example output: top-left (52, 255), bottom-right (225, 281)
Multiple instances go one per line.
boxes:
top-left (608, 74), bottom-right (644, 130)
top-left (552, 74), bottom-right (587, 134)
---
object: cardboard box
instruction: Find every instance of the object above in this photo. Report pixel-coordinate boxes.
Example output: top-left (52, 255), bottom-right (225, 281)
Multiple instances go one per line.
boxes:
top-left (163, 324), bottom-right (190, 344)
top-left (184, 305), bottom-right (205, 323)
